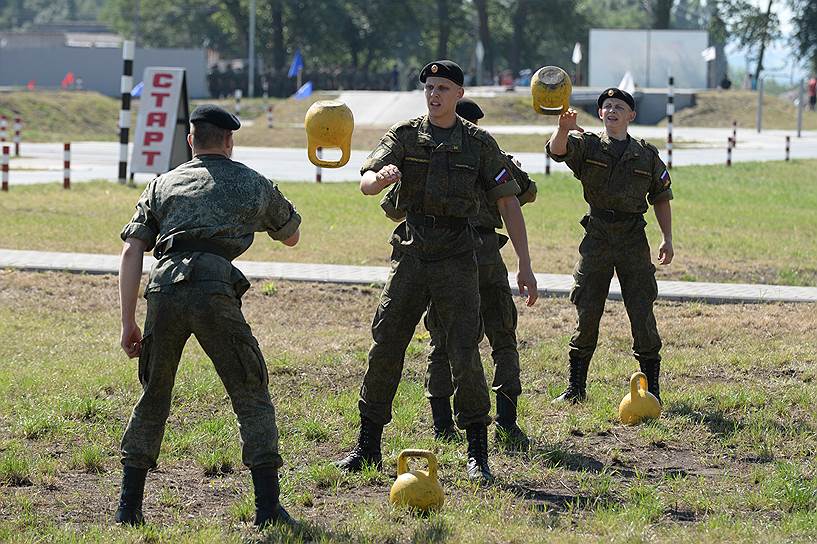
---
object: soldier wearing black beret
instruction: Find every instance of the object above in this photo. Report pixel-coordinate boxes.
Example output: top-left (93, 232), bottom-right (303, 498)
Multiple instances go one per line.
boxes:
top-left (546, 87), bottom-right (674, 406)
top-left (337, 61), bottom-right (539, 484)
top-left (115, 102), bottom-right (300, 528)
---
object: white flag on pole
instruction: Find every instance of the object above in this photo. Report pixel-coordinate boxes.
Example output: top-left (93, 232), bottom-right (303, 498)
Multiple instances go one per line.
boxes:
top-left (701, 46), bottom-right (717, 62)
top-left (618, 71), bottom-right (635, 95)
top-left (572, 42), bottom-right (582, 64)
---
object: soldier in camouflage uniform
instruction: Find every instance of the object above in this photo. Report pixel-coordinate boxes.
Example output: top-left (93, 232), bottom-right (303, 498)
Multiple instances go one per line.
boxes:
top-left (547, 88), bottom-right (674, 405)
top-left (336, 61), bottom-right (538, 484)
top-left (381, 98), bottom-right (537, 450)
top-left (116, 105), bottom-right (300, 528)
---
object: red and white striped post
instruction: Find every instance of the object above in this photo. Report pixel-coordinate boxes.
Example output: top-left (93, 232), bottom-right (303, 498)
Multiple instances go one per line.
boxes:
top-left (0, 116), bottom-right (7, 142)
top-left (785, 136), bottom-right (790, 161)
top-left (2, 145), bottom-right (8, 191)
top-left (63, 143), bottom-right (71, 189)
top-left (666, 75), bottom-right (674, 170)
top-left (267, 104), bottom-right (273, 128)
top-left (545, 147), bottom-right (551, 176)
top-left (731, 120), bottom-right (737, 148)
top-left (13, 117), bottom-right (21, 157)
top-left (234, 89), bottom-right (242, 119)
top-left (315, 147), bottom-right (322, 183)
top-left (726, 137), bottom-right (732, 167)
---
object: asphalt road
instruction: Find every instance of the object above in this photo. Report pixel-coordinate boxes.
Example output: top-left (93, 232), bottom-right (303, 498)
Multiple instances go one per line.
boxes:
top-left (5, 125), bottom-right (817, 186)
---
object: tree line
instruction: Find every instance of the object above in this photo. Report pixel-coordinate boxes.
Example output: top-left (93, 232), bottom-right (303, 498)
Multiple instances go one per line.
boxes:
top-left (2, 0), bottom-right (816, 94)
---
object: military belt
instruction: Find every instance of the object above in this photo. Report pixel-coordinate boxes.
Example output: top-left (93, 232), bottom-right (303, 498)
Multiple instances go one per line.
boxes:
top-left (589, 208), bottom-right (644, 223)
top-left (474, 226), bottom-right (497, 235)
top-left (159, 238), bottom-right (234, 261)
top-left (406, 212), bottom-right (467, 229)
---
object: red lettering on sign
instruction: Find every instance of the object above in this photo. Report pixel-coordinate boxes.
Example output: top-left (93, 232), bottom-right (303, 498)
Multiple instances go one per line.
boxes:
top-left (142, 150), bottom-right (161, 166)
top-left (153, 73), bottom-right (173, 88)
top-left (144, 132), bottom-right (163, 145)
top-left (151, 92), bottom-right (170, 107)
top-left (146, 112), bottom-right (168, 127)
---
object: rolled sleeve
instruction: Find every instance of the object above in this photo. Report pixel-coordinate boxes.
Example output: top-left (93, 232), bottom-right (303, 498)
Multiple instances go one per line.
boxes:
top-left (360, 129), bottom-right (404, 175)
top-left (261, 180), bottom-right (302, 241)
top-left (505, 154), bottom-right (536, 205)
top-left (120, 183), bottom-right (158, 250)
top-left (648, 154), bottom-right (674, 205)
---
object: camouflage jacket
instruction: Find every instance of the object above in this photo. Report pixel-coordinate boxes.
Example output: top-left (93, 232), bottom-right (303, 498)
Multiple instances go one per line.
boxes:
top-left (120, 154), bottom-right (301, 298)
top-left (361, 115), bottom-right (520, 260)
top-left (546, 131), bottom-right (673, 214)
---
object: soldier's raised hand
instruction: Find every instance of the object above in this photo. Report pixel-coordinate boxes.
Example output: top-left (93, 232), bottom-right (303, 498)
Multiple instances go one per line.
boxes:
top-left (558, 109), bottom-right (584, 133)
top-left (376, 164), bottom-right (402, 187)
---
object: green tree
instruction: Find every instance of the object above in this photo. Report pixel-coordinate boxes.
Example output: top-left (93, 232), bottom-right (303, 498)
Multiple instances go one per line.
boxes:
top-left (789, 0), bottom-right (817, 72)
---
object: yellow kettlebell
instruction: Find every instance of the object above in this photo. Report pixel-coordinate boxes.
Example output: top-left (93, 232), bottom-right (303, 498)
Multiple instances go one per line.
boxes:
top-left (530, 66), bottom-right (572, 115)
top-left (304, 100), bottom-right (354, 168)
top-left (389, 449), bottom-right (444, 512)
top-left (618, 372), bottom-right (661, 425)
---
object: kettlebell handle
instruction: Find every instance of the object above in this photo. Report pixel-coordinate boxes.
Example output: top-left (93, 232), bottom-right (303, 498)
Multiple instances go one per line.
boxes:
top-left (630, 372), bottom-right (648, 397)
top-left (309, 143), bottom-right (351, 168)
top-left (397, 449), bottom-right (438, 480)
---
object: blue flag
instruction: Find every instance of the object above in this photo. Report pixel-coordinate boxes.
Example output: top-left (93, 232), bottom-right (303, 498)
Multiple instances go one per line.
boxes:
top-left (288, 49), bottom-right (304, 78)
top-left (130, 81), bottom-right (144, 97)
top-left (293, 81), bottom-right (313, 100)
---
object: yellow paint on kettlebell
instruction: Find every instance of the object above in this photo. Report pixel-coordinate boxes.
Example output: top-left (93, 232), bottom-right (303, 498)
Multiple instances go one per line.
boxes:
top-left (530, 66), bottom-right (572, 115)
top-left (389, 449), bottom-right (444, 512)
top-left (618, 372), bottom-right (661, 425)
top-left (304, 100), bottom-right (354, 168)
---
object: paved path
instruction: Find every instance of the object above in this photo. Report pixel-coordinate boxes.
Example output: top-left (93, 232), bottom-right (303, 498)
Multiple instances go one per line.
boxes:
top-left (2, 248), bottom-right (816, 304)
top-left (6, 126), bottom-right (816, 186)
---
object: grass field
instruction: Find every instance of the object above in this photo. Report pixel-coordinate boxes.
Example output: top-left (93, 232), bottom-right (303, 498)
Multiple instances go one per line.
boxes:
top-left (0, 270), bottom-right (815, 542)
top-left (1, 160), bottom-right (816, 287)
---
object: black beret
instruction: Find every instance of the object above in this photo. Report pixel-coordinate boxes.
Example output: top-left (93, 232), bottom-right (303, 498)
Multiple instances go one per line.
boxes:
top-left (419, 60), bottom-right (464, 86)
top-left (597, 88), bottom-right (635, 111)
top-left (190, 104), bottom-right (241, 130)
top-left (456, 98), bottom-right (484, 123)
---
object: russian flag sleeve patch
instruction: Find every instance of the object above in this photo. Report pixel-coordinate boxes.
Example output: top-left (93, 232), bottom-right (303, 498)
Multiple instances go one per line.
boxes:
top-left (660, 168), bottom-right (671, 187)
top-left (494, 167), bottom-right (511, 185)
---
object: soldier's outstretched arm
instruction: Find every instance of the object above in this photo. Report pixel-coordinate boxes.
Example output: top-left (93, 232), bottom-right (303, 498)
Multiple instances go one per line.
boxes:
top-left (119, 237), bottom-right (147, 358)
top-left (496, 196), bottom-right (538, 306)
top-left (360, 165), bottom-right (401, 195)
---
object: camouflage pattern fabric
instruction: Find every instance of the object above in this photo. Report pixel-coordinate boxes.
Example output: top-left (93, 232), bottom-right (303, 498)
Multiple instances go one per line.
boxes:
top-left (358, 115), bottom-right (520, 428)
top-left (547, 131), bottom-right (671, 362)
top-left (119, 154), bottom-right (300, 470)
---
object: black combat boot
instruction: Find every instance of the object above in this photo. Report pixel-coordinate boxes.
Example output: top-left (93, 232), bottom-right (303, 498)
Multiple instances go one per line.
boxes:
top-left (429, 397), bottom-right (459, 441)
top-left (495, 394), bottom-right (530, 451)
top-left (114, 466), bottom-right (147, 526)
top-left (465, 425), bottom-right (494, 484)
top-left (551, 357), bottom-right (590, 404)
top-left (251, 467), bottom-right (297, 529)
top-left (639, 359), bottom-right (662, 404)
top-left (335, 417), bottom-right (383, 472)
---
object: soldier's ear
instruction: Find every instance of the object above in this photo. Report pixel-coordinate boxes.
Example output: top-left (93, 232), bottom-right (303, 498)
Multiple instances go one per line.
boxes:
top-left (187, 133), bottom-right (194, 150)
top-left (628, 110), bottom-right (637, 122)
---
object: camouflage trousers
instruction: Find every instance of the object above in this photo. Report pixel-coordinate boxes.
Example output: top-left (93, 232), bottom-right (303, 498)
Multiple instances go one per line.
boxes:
top-left (569, 215), bottom-right (662, 362)
top-left (359, 249), bottom-right (492, 429)
top-left (120, 282), bottom-right (282, 470)
top-left (424, 238), bottom-right (521, 401)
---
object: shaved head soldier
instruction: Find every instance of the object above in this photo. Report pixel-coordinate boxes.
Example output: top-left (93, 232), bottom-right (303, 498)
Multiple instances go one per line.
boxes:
top-left (117, 105), bottom-right (300, 528)
top-left (381, 97), bottom-right (537, 450)
top-left (337, 60), bottom-right (538, 483)
top-left (547, 89), bottom-right (674, 405)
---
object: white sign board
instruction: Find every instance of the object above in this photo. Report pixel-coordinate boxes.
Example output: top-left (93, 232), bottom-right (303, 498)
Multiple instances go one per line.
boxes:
top-left (588, 29), bottom-right (708, 89)
top-left (131, 67), bottom-right (191, 173)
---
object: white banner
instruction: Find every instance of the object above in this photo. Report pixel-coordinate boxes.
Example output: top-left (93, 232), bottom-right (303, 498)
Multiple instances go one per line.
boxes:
top-left (131, 67), bottom-right (190, 174)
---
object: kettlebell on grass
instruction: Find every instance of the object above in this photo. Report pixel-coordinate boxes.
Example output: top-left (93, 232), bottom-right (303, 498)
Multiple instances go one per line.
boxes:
top-left (304, 100), bottom-right (354, 168)
top-left (618, 372), bottom-right (661, 425)
top-left (389, 449), bottom-right (444, 512)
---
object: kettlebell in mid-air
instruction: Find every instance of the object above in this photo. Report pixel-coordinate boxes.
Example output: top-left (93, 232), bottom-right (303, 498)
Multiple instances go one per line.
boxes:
top-left (389, 449), bottom-right (444, 512)
top-left (618, 372), bottom-right (662, 425)
top-left (304, 100), bottom-right (354, 168)
top-left (530, 66), bottom-right (572, 115)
